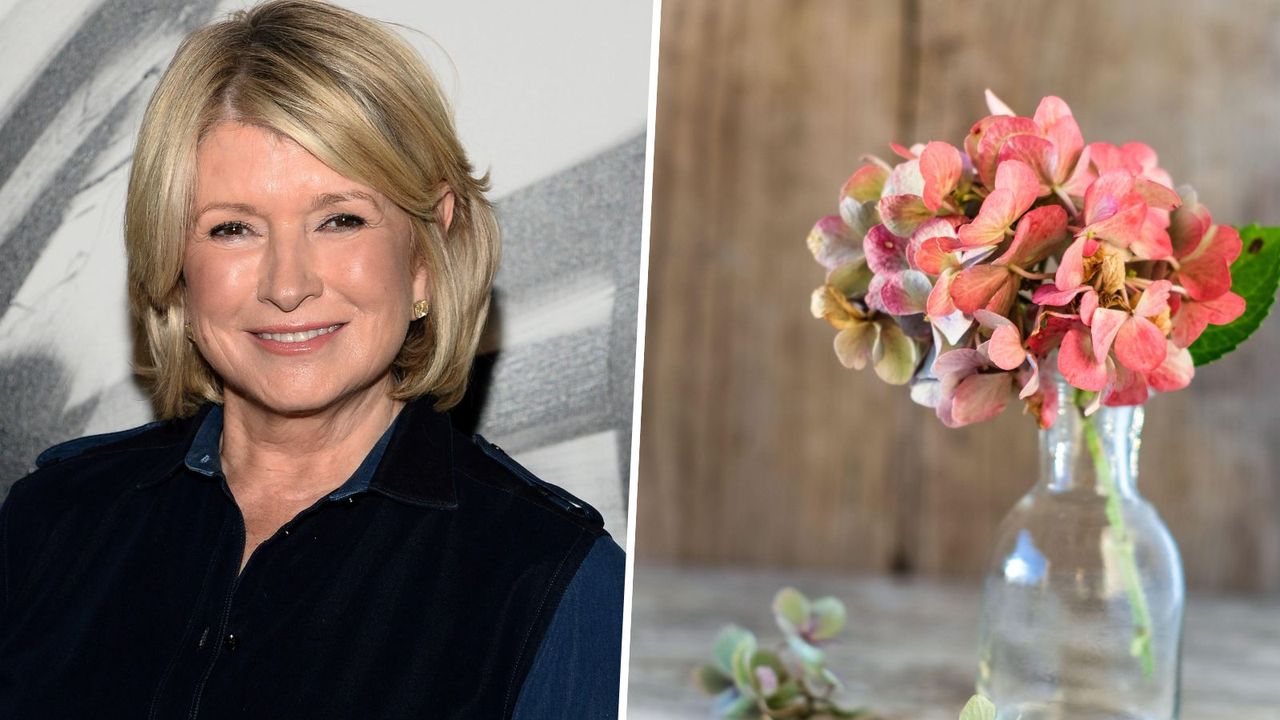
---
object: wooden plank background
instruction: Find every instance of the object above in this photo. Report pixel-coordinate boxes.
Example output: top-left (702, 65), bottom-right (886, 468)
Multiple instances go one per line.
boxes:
top-left (635, 0), bottom-right (1280, 593)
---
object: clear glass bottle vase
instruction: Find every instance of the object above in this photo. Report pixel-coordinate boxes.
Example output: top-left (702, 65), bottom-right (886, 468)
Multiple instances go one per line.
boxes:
top-left (975, 372), bottom-right (1184, 720)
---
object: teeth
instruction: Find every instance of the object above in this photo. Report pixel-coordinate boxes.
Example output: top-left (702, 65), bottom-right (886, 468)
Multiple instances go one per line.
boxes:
top-left (256, 324), bottom-right (342, 343)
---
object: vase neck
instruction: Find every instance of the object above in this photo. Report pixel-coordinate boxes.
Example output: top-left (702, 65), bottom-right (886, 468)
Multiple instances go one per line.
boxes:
top-left (1038, 378), bottom-right (1144, 496)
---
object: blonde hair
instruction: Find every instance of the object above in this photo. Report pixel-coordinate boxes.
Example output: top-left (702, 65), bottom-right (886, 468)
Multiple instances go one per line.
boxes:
top-left (125, 0), bottom-right (499, 418)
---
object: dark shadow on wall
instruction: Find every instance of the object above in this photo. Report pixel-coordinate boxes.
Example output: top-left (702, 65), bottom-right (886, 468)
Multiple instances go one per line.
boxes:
top-left (0, 352), bottom-right (99, 498)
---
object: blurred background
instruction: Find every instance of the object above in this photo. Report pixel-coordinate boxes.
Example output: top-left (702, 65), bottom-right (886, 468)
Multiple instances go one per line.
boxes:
top-left (629, 0), bottom-right (1280, 717)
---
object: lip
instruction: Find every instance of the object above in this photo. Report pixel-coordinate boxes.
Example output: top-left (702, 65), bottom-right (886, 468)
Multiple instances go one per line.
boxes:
top-left (248, 322), bottom-right (346, 355)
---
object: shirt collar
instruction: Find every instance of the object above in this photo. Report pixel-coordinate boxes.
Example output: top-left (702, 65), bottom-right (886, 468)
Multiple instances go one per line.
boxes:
top-left (177, 395), bottom-right (456, 508)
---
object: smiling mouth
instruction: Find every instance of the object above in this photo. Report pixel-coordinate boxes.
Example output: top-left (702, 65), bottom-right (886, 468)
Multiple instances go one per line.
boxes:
top-left (253, 324), bottom-right (344, 343)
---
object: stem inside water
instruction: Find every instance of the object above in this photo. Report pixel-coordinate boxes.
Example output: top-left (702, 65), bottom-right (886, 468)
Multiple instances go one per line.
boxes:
top-left (1081, 410), bottom-right (1155, 678)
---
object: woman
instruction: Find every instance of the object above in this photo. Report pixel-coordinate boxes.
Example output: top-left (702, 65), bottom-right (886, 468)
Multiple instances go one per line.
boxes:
top-left (0, 1), bottom-right (624, 718)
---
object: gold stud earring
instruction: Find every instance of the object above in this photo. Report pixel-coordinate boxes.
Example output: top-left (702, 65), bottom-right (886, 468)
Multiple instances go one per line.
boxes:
top-left (412, 299), bottom-right (429, 320)
top-left (184, 323), bottom-right (194, 340)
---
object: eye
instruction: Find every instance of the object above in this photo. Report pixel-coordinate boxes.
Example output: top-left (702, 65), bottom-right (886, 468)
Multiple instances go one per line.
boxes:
top-left (208, 221), bottom-right (251, 238)
top-left (320, 213), bottom-right (366, 231)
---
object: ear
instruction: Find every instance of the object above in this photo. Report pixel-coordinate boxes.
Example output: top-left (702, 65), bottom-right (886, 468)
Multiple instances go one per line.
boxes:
top-left (436, 186), bottom-right (455, 233)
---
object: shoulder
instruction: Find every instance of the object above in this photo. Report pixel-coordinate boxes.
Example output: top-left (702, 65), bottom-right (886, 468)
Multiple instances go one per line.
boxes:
top-left (450, 431), bottom-right (612, 538)
top-left (7, 413), bottom-right (201, 513)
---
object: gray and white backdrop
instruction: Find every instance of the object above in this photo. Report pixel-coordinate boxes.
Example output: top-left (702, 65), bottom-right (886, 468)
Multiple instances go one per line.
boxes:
top-left (0, 0), bottom-right (652, 541)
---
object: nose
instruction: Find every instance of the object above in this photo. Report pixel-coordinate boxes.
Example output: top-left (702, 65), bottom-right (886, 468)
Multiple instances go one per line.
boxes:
top-left (258, 226), bottom-right (322, 312)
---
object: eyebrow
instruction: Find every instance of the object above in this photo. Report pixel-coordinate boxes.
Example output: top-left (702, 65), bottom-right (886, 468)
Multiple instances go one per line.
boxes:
top-left (194, 190), bottom-right (382, 218)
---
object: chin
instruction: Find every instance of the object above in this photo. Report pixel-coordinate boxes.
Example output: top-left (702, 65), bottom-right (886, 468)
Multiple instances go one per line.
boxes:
top-left (230, 374), bottom-right (390, 418)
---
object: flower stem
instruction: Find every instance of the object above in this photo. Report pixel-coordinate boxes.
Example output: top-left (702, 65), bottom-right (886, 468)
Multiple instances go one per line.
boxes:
top-left (1081, 412), bottom-right (1155, 678)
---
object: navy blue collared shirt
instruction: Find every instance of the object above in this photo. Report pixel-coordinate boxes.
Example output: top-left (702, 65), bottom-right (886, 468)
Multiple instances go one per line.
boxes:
top-left (0, 397), bottom-right (623, 719)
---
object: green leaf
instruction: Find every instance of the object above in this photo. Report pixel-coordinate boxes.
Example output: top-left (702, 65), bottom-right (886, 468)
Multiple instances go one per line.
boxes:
top-left (1190, 224), bottom-right (1280, 366)
top-left (729, 633), bottom-right (759, 695)
top-left (959, 694), bottom-right (997, 720)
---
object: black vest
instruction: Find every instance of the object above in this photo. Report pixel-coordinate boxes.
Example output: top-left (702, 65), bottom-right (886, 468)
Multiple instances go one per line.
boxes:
top-left (0, 396), bottom-right (609, 719)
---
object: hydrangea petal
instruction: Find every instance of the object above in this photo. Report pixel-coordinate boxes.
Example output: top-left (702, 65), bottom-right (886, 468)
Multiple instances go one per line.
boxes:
top-left (998, 134), bottom-right (1056, 194)
top-left (863, 224), bottom-right (909, 275)
top-left (994, 158), bottom-right (1041, 214)
top-left (950, 264), bottom-right (1014, 315)
top-left (1089, 307), bottom-right (1126, 363)
top-left (1177, 225), bottom-right (1242, 300)
top-left (1148, 342), bottom-right (1194, 392)
top-left (807, 215), bottom-right (862, 270)
top-left (1033, 95), bottom-right (1084, 184)
top-left (987, 323), bottom-right (1027, 370)
top-left (872, 321), bottom-right (918, 385)
top-left (1134, 280), bottom-right (1172, 318)
top-left (1084, 199), bottom-right (1147, 249)
top-left (932, 306), bottom-right (973, 346)
top-left (974, 116), bottom-right (1039, 188)
top-left (920, 141), bottom-right (962, 212)
top-left (951, 372), bottom-right (1013, 426)
top-left (1114, 315), bottom-right (1168, 373)
top-left (834, 323), bottom-right (877, 369)
top-left (933, 348), bottom-right (987, 382)
top-left (1079, 289), bottom-right (1100, 325)
top-left (1170, 291), bottom-right (1245, 347)
top-left (841, 162), bottom-right (889, 204)
top-left (1059, 325), bottom-right (1108, 391)
top-left (1032, 283), bottom-right (1086, 306)
top-left (957, 189), bottom-right (1018, 248)
top-left (877, 194), bottom-right (935, 238)
top-left (880, 270), bottom-right (932, 315)
top-left (1103, 362), bottom-right (1149, 407)
top-left (1083, 170), bottom-right (1136, 225)
top-left (996, 205), bottom-right (1068, 266)
top-left (1055, 235), bottom-right (1099, 291)
top-left (985, 88), bottom-right (1016, 116)
top-left (1132, 177), bottom-right (1181, 212)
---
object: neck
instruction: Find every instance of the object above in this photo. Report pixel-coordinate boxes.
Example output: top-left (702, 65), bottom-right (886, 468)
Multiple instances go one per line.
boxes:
top-left (218, 379), bottom-right (403, 501)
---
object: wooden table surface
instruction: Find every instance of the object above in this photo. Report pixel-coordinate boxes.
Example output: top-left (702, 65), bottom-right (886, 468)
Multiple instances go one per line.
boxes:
top-left (625, 564), bottom-right (1280, 719)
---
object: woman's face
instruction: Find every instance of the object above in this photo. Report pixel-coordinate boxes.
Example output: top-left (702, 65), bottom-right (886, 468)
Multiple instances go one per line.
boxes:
top-left (184, 122), bottom-right (427, 416)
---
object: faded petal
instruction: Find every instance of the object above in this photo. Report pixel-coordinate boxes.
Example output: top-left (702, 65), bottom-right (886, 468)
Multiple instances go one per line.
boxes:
top-left (932, 306), bottom-right (973, 346)
top-left (877, 194), bottom-right (935, 238)
top-left (863, 224), bottom-right (909, 275)
top-left (839, 197), bottom-right (880, 238)
top-left (807, 215), bottom-right (862, 270)
top-left (872, 321), bottom-right (918, 385)
top-left (882, 158), bottom-right (925, 197)
top-left (841, 162), bottom-right (889, 205)
top-left (985, 88), bottom-right (1016, 116)
top-left (1114, 315), bottom-right (1168, 373)
top-left (880, 269), bottom-right (932, 315)
top-left (834, 323), bottom-right (877, 369)
top-left (951, 372), bottom-right (1013, 426)
top-left (1059, 324), bottom-right (1108, 391)
top-left (974, 116), bottom-right (1039, 187)
top-left (933, 348), bottom-right (987, 383)
top-left (920, 141), bottom-right (963, 212)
